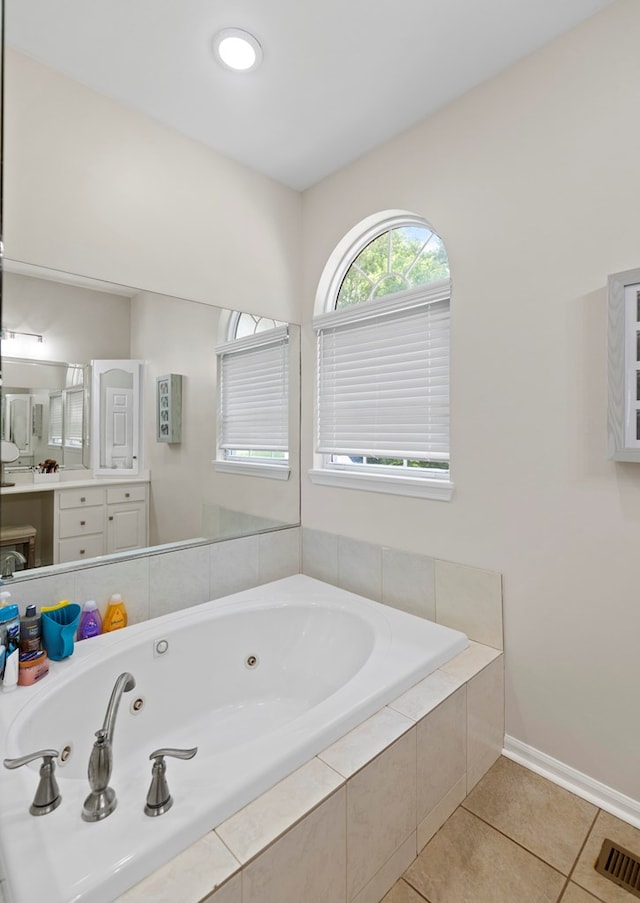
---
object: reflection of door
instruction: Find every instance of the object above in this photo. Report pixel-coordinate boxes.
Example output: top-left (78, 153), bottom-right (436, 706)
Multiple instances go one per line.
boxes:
top-left (91, 360), bottom-right (143, 476)
top-left (105, 388), bottom-right (133, 469)
top-left (4, 395), bottom-right (32, 453)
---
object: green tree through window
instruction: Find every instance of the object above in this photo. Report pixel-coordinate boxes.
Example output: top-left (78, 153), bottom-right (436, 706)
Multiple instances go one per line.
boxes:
top-left (336, 225), bottom-right (449, 309)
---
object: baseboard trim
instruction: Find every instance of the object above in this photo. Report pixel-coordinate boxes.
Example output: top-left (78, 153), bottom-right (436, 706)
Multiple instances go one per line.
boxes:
top-left (503, 735), bottom-right (640, 830)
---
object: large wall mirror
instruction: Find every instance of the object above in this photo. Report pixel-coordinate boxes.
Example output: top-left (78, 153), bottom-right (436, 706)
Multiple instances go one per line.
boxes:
top-left (1, 3), bottom-right (302, 579)
top-left (1, 262), bottom-right (300, 577)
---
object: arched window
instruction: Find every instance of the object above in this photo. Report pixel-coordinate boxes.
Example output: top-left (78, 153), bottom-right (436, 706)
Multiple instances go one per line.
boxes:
top-left (311, 211), bottom-right (453, 499)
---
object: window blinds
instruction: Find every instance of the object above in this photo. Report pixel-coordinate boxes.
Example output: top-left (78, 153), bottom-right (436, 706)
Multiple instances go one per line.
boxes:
top-left (314, 284), bottom-right (450, 462)
top-left (64, 388), bottom-right (84, 448)
top-left (217, 326), bottom-right (289, 453)
top-left (48, 394), bottom-right (63, 447)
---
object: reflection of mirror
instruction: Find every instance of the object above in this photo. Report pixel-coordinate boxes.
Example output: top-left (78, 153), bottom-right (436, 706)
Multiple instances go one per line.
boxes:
top-left (1, 264), bottom-right (301, 575)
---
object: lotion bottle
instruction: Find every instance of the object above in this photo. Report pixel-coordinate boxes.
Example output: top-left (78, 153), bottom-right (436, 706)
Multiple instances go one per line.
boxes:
top-left (3, 648), bottom-right (19, 691)
top-left (103, 594), bottom-right (128, 632)
top-left (78, 600), bottom-right (102, 640)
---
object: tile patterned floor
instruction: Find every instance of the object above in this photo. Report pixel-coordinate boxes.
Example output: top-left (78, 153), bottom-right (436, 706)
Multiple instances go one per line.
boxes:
top-left (383, 756), bottom-right (640, 903)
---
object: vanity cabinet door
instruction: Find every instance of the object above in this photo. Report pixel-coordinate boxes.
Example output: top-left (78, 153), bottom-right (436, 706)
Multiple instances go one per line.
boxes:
top-left (105, 485), bottom-right (148, 554)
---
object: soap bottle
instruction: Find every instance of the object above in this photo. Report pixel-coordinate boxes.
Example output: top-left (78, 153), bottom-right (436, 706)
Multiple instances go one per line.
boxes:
top-left (78, 600), bottom-right (102, 640)
top-left (20, 604), bottom-right (42, 653)
top-left (103, 594), bottom-right (128, 632)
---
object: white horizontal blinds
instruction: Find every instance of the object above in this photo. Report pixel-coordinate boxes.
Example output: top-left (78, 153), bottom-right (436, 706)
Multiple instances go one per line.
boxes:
top-left (48, 393), bottom-right (63, 446)
top-left (217, 327), bottom-right (289, 452)
top-left (64, 388), bottom-right (84, 448)
top-left (315, 286), bottom-right (450, 461)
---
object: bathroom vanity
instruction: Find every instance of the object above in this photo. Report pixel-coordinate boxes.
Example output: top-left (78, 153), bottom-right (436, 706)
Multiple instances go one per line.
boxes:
top-left (1, 475), bottom-right (149, 567)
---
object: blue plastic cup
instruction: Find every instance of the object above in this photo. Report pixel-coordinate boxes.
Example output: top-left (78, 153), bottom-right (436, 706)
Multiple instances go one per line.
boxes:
top-left (41, 604), bottom-right (82, 661)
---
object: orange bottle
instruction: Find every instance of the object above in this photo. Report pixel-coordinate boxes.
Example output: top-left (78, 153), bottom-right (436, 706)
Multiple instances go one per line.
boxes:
top-left (102, 594), bottom-right (128, 632)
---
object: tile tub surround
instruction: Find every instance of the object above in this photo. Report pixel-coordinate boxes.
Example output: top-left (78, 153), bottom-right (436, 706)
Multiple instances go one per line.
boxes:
top-left (1, 527), bottom-right (301, 621)
top-left (117, 644), bottom-right (504, 903)
top-left (301, 528), bottom-right (504, 651)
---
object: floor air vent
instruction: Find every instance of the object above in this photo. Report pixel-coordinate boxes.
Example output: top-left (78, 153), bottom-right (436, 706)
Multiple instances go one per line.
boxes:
top-left (596, 838), bottom-right (640, 899)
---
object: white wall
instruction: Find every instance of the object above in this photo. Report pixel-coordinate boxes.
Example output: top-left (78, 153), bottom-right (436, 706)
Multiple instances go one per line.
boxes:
top-left (4, 49), bottom-right (302, 323)
top-left (301, 0), bottom-right (640, 803)
top-left (130, 292), bottom-right (300, 544)
top-left (3, 272), bottom-right (130, 362)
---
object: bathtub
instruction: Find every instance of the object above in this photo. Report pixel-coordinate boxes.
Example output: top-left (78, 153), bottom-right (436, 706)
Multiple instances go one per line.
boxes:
top-left (0, 575), bottom-right (467, 903)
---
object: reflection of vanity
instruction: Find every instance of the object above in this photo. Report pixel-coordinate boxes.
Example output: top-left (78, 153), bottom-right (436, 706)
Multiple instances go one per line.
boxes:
top-left (1, 476), bottom-right (149, 566)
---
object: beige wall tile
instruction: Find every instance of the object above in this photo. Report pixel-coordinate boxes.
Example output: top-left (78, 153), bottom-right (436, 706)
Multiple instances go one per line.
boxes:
top-left (440, 642), bottom-right (502, 683)
top-left (338, 536), bottom-right (382, 601)
top-left (467, 655), bottom-right (505, 791)
top-left (417, 775), bottom-right (466, 852)
top-left (352, 833), bottom-right (416, 903)
top-left (319, 706), bottom-right (414, 779)
top-left (202, 873), bottom-right (241, 903)
top-left (417, 687), bottom-right (467, 824)
top-left (434, 559), bottom-right (503, 649)
top-left (381, 548), bottom-right (435, 620)
top-left (74, 556), bottom-right (150, 624)
top-left (209, 534), bottom-right (259, 599)
top-left (257, 527), bottom-right (300, 583)
top-left (389, 668), bottom-right (463, 723)
top-left (347, 729), bottom-right (417, 899)
top-left (116, 832), bottom-right (240, 903)
top-left (242, 788), bottom-right (347, 903)
top-left (216, 756), bottom-right (343, 864)
top-left (302, 527), bottom-right (339, 584)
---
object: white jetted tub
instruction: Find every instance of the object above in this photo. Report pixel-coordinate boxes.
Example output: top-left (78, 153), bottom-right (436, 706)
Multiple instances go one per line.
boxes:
top-left (0, 575), bottom-right (467, 903)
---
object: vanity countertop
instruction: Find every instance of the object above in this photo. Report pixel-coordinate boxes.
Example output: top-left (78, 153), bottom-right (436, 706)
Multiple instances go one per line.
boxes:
top-left (0, 473), bottom-right (150, 495)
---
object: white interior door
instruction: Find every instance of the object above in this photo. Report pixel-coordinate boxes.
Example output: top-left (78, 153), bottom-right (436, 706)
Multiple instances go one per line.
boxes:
top-left (105, 387), bottom-right (133, 469)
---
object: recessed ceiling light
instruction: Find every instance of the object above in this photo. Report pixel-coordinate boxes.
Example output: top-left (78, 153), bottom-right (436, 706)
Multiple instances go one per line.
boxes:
top-left (212, 28), bottom-right (263, 73)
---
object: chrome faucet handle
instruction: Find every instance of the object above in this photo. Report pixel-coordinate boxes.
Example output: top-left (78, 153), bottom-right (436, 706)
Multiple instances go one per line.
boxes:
top-left (4, 748), bottom-right (61, 816)
top-left (144, 746), bottom-right (198, 817)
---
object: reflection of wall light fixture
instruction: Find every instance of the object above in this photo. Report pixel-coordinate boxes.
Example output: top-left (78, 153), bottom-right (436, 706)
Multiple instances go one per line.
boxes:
top-left (1, 329), bottom-right (44, 343)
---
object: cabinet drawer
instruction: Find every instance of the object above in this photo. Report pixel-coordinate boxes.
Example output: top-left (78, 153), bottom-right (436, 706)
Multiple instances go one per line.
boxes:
top-left (58, 487), bottom-right (105, 509)
top-left (59, 506), bottom-right (105, 539)
top-left (58, 534), bottom-right (105, 563)
top-left (106, 484), bottom-right (146, 505)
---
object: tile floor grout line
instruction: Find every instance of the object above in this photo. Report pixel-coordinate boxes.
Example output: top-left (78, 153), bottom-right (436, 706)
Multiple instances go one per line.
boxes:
top-left (561, 806), bottom-right (608, 903)
top-left (398, 876), bottom-right (432, 902)
top-left (458, 806), bottom-right (570, 879)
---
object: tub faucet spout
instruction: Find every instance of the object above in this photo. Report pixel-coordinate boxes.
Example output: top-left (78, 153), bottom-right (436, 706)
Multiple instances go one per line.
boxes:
top-left (82, 671), bottom-right (135, 822)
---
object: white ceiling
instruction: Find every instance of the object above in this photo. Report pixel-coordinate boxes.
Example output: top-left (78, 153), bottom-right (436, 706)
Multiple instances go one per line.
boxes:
top-left (6, 0), bottom-right (616, 191)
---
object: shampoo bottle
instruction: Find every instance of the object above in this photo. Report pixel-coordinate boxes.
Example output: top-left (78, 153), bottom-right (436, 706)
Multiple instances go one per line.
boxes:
top-left (78, 600), bottom-right (102, 640)
top-left (20, 604), bottom-right (41, 653)
top-left (103, 594), bottom-right (128, 632)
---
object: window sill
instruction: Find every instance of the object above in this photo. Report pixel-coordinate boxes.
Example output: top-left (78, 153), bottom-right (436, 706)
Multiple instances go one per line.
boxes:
top-left (308, 468), bottom-right (454, 500)
top-left (214, 460), bottom-right (290, 481)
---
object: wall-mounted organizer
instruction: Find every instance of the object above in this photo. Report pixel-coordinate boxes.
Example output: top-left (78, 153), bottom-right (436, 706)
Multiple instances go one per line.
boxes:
top-left (156, 374), bottom-right (182, 443)
top-left (608, 266), bottom-right (640, 462)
